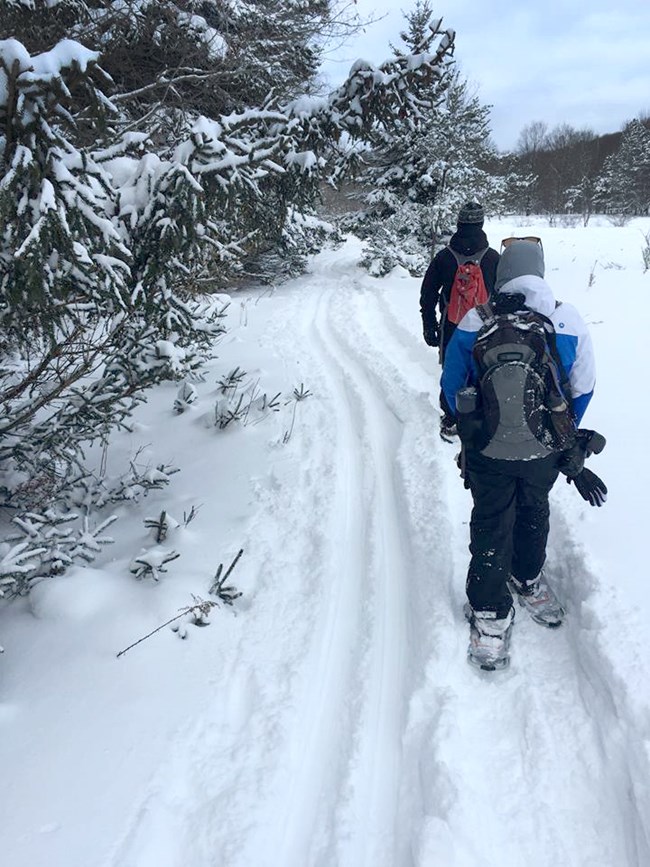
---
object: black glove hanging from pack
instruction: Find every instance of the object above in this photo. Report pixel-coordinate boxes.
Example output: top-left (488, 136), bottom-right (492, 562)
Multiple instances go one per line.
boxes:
top-left (558, 428), bottom-right (607, 478)
top-left (567, 468), bottom-right (608, 507)
top-left (560, 428), bottom-right (608, 507)
top-left (576, 428), bottom-right (607, 457)
top-left (557, 440), bottom-right (586, 478)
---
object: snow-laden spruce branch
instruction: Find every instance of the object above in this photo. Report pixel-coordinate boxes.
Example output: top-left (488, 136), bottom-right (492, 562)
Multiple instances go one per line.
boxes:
top-left (0, 7), bottom-right (455, 605)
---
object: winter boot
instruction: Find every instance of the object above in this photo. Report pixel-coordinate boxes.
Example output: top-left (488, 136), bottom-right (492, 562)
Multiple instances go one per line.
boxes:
top-left (509, 572), bottom-right (565, 628)
top-left (465, 604), bottom-right (515, 671)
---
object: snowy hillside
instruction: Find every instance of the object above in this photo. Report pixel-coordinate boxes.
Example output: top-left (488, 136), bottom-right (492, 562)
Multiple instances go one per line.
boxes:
top-left (1, 217), bottom-right (649, 867)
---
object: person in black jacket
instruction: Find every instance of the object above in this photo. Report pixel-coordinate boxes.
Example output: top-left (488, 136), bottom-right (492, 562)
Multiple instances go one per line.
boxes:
top-left (420, 202), bottom-right (499, 439)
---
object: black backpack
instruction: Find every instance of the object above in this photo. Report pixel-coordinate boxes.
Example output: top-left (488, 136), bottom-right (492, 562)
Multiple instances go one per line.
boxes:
top-left (459, 299), bottom-right (575, 460)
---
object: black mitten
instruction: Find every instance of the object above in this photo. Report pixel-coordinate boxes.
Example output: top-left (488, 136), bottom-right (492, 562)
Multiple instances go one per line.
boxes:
top-left (423, 323), bottom-right (440, 347)
top-left (567, 467), bottom-right (608, 506)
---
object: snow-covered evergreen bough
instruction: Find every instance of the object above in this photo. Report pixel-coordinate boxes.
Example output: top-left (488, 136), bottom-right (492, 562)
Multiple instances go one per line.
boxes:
top-left (0, 1), bottom-right (455, 598)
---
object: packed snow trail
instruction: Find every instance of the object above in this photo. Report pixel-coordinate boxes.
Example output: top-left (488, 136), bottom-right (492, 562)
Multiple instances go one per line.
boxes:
top-left (4, 228), bottom-right (650, 867)
top-left (105, 239), bottom-right (650, 867)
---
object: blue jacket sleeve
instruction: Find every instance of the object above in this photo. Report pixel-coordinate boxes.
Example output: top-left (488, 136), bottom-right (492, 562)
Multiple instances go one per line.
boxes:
top-left (441, 327), bottom-right (477, 415)
top-left (572, 392), bottom-right (593, 425)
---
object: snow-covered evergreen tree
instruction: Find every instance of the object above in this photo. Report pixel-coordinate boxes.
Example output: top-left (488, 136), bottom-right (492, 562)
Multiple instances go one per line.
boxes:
top-left (0, 40), bottom-right (224, 496)
top-left (0, 5), bottom-right (456, 595)
top-left (595, 119), bottom-right (650, 216)
top-left (352, 69), bottom-right (504, 275)
top-left (345, 3), bottom-right (501, 275)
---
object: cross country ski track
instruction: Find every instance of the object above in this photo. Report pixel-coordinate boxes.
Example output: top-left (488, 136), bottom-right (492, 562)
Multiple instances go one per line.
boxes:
top-left (109, 247), bottom-right (650, 867)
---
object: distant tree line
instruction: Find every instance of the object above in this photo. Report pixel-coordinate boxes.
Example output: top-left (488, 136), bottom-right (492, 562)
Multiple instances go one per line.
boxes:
top-left (505, 115), bottom-right (650, 224)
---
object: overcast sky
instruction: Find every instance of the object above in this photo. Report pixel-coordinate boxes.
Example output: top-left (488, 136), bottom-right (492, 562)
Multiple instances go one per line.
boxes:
top-left (321, 0), bottom-right (650, 151)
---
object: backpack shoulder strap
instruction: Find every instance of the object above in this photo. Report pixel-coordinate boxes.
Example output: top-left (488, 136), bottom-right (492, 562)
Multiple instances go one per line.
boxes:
top-left (475, 301), bottom-right (494, 324)
top-left (448, 247), bottom-right (489, 267)
top-left (531, 309), bottom-right (573, 409)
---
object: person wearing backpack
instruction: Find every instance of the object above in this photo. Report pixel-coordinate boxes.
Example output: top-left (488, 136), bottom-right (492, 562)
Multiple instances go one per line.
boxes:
top-left (420, 202), bottom-right (500, 440)
top-left (440, 238), bottom-right (603, 671)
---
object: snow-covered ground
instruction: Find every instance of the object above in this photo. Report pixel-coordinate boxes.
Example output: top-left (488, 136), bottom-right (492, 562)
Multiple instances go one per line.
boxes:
top-left (2, 217), bottom-right (650, 867)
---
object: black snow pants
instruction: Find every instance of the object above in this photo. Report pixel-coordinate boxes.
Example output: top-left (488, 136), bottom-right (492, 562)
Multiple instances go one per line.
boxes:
top-left (464, 450), bottom-right (560, 617)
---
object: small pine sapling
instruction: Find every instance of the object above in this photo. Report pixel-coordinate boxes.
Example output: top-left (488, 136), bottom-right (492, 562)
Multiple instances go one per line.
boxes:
top-left (243, 386), bottom-right (282, 426)
top-left (129, 549), bottom-right (180, 581)
top-left (292, 384), bottom-right (312, 402)
top-left (214, 368), bottom-right (286, 429)
top-left (214, 392), bottom-right (247, 429)
top-left (209, 549), bottom-right (244, 605)
top-left (182, 505), bottom-right (201, 526)
top-left (283, 383), bottom-right (313, 443)
top-left (143, 510), bottom-right (181, 543)
top-left (109, 460), bottom-right (180, 502)
top-left (218, 367), bottom-right (247, 394)
top-left (174, 381), bottom-right (198, 414)
top-left (68, 516), bottom-right (118, 564)
top-left (5, 511), bottom-right (117, 592)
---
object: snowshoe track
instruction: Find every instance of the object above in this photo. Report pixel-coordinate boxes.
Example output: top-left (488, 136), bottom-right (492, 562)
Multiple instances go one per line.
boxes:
top-left (109, 246), bottom-right (650, 867)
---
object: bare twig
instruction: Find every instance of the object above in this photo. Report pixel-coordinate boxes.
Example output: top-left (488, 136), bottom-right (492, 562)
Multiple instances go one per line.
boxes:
top-left (116, 596), bottom-right (217, 658)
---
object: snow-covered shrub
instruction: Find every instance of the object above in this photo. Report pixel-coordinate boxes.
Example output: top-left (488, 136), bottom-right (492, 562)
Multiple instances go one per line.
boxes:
top-left (241, 209), bottom-right (342, 282)
top-left (174, 381), bottom-right (198, 414)
top-left (1, 511), bottom-right (117, 597)
top-left (0, 9), bottom-right (456, 601)
top-left (0, 39), bottom-right (227, 520)
top-left (129, 549), bottom-right (180, 581)
top-left (211, 368), bottom-right (309, 435)
top-left (0, 540), bottom-right (46, 598)
top-left (144, 511), bottom-right (181, 544)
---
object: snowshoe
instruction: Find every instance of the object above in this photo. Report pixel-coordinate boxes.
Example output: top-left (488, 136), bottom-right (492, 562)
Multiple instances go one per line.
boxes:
top-left (509, 572), bottom-right (565, 628)
top-left (465, 603), bottom-right (515, 671)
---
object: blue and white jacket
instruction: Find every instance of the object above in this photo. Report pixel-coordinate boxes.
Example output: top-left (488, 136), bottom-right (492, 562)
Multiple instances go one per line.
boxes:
top-left (440, 275), bottom-right (596, 425)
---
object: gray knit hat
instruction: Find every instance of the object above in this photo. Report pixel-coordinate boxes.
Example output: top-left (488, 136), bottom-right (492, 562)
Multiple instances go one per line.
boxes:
top-left (457, 202), bottom-right (484, 226)
top-left (494, 240), bottom-right (545, 292)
